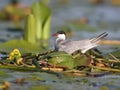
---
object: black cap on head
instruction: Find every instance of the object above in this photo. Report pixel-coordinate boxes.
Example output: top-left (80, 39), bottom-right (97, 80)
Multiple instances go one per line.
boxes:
top-left (10, 0), bottom-right (18, 4)
top-left (52, 30), bottom-right (66, 37)
top-left (57, 31), bottom-right (66, 35)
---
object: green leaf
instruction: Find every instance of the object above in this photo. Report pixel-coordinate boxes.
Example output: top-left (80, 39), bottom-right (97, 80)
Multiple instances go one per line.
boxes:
top-left (46, 52), bottom-right (75, 69)
top-left (24, 14), bottom-right (36, 44)
top-left (73, 54), bottom-right (89, 67)
top-left (31, 2), bottom-right (51, 40)
top-left (43, 16), bottom-right (51, 40)
top-left (32, 2), bottom-right (42, 40)
top-left (0, 39), bottom-right (43, 54)
top-left (39, 2), bottom-right (51, 23)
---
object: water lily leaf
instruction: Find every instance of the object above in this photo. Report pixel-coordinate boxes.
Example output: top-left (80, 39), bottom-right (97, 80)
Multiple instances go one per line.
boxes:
top-left (44, 49), bottom-right (103, 69)
top-left (46, 51), bottom-right (75, 69)
top-left (73, 54), bottom-right (89, 67)
top-left (0, 39), bottom-right (43, 54)
top-left (74, 49), bottom-right (104, 67)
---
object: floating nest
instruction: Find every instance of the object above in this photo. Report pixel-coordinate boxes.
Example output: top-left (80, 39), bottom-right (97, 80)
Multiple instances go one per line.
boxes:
top-left (0, 48), bottom-right (120, 78)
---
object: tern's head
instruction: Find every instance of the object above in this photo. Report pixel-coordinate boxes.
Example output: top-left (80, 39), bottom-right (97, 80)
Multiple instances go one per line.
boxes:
top-left (52, 31), bottom-right (66, 40)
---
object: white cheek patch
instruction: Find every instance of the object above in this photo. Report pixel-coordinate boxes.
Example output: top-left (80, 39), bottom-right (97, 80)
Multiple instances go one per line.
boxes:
top-left (58, 34), bottom-right (66, 40)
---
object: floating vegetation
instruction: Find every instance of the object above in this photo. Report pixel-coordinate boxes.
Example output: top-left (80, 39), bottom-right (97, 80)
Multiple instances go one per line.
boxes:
top-left (0, 48), bottom-right (120, 77)
top-left (0, 40), bottom-right (43, 54)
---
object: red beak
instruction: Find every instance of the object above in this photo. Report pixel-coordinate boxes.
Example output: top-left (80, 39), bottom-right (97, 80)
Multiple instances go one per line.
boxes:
top-left (52, 33), bottom-right (58, 36)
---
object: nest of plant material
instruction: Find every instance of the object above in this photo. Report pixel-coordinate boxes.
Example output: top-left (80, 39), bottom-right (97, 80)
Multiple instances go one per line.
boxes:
top-left (0, 48), bottom-right (120, 78)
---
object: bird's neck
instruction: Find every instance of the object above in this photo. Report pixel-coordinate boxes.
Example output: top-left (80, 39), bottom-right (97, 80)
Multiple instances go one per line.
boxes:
top-left (54, 38), bottom-right (65, 51)
top-left (56, 37), bottom-right (65, 44)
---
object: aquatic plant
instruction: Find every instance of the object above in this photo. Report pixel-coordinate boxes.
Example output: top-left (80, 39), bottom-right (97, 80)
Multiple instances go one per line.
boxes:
top-left (24, 1), bottom-right (51, 47)
top-left (24, 14), bottom-right (36, 44)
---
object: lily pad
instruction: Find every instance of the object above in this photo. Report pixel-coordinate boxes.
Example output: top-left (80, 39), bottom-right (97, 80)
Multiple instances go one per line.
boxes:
top-left (73, 54), bottom-right (89, 67)
top-left (0, 39), bottom-right (44, 54)
top-left (74, 49), bottom-right (104, 67)
top-left (45, 51), bottom-right (75, 69)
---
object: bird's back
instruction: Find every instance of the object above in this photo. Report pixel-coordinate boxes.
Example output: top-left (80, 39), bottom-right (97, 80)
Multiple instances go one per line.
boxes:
top-left (57, 39), bottom-right (94, 54)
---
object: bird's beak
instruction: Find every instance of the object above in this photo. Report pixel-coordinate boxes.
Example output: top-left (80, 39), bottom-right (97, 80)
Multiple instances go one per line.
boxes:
top-left (52, 33), bottom-right (58, 36)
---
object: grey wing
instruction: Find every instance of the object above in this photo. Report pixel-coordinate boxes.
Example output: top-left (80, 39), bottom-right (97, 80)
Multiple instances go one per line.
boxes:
top-left (76, 39), bottom-right (98, 53)
top-left (58, 40), bottom-right (90, 54)
top-left (61, 39), bottom-right (97, 54)
top-left (56, 40), bottom-right (77, 54)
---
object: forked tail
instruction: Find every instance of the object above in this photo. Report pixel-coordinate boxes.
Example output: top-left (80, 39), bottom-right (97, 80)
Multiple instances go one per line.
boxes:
top-left (91, 32), bottom-right (108, 43)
